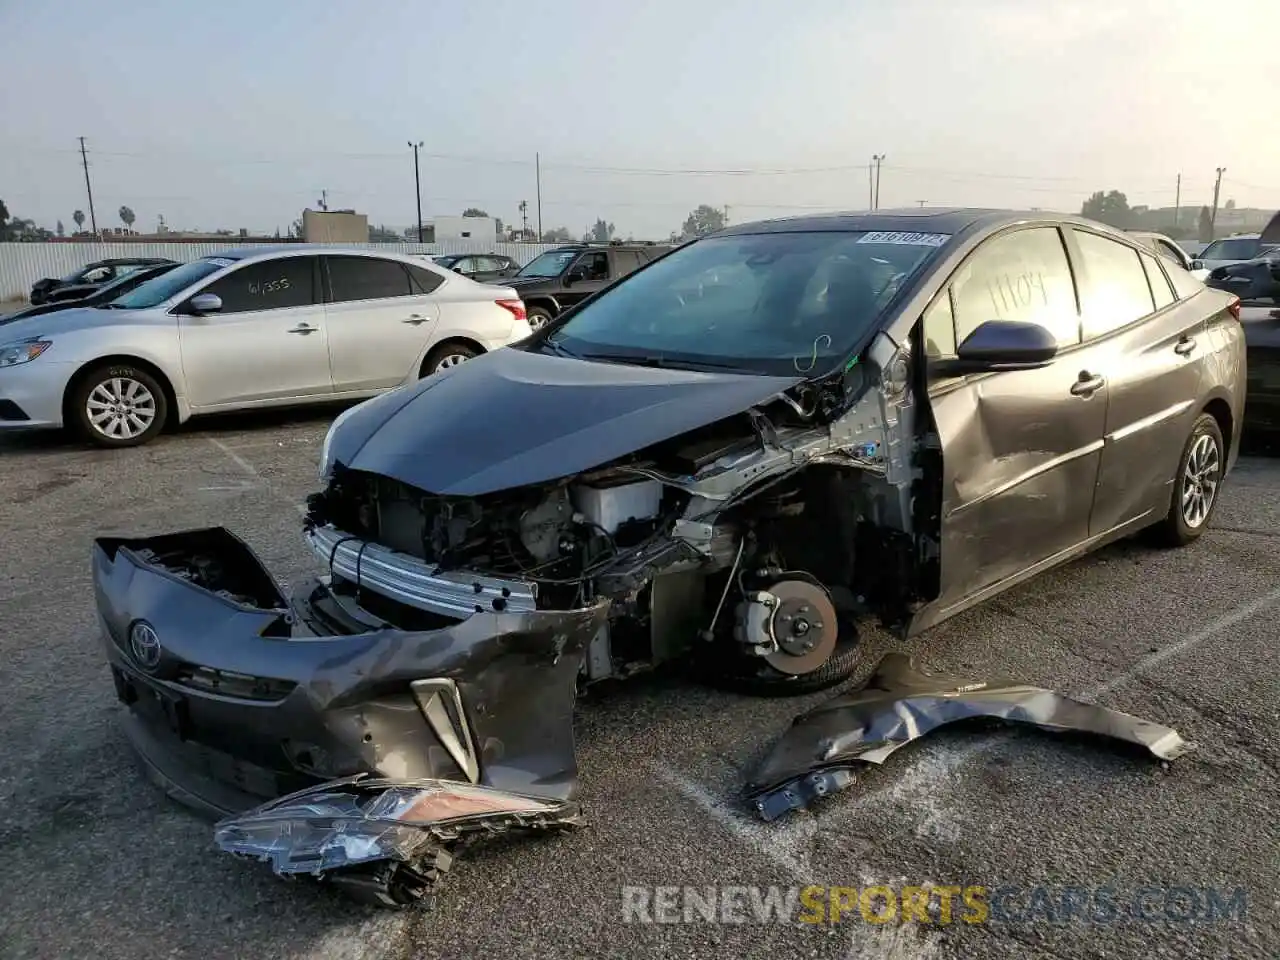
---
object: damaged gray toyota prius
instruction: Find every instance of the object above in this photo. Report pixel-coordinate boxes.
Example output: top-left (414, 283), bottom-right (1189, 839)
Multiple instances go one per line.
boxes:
top-left (93, 209), bottom-right (1241, 905)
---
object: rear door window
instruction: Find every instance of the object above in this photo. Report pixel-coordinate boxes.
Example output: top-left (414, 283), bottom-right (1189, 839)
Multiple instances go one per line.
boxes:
top-left (1072, 231), bottom-right (1156, 339)
top-left (613, 251), bottom-right (645, 276)
top-left (326, 256), bottom-right (413, 302)
top-left (1139, 251), bottom-right (1176, 310)
top-left (949, 226), bottom-right (1082, 347)
top-left (201, 256), bottom-right (317, 314)
top-left (1156, 239), bottom-right (1187, 267)
top-left (406, 263), bottom-right (444, 295)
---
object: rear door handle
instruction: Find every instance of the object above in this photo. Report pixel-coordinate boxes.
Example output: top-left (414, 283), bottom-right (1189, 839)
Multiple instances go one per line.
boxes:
top-left (1174, 336), bottom-right (1197, 356)
top-left (288, 323), bottom-right (318, 335)
top-left (1070, 371), bottom-right (1106, 397)
top-left (402, 314), bottom-right (429, 325)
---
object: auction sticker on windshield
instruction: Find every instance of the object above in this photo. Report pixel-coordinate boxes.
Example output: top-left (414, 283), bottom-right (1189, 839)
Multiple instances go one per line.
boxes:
top-left (856, 232), bottom-right (949, 247)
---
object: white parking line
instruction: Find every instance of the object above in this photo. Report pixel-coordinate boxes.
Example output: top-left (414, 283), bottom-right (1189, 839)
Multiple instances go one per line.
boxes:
top-left (205, 437), bottom-right (260, 479)
top-left (205, 436), bottom-right (308, 516)
top-left (655, 763), bottom-right (942, 959)
top-left (1084, 584), bottom-right (1280, 698)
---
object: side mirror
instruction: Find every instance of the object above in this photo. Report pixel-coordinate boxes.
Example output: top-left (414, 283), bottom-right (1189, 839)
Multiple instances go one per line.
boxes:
top-left (1190, 260), bottom-right (1204, 271)
top-left (187, 292), bottom-right (223, 315)
top-left (936, 320), bottom-right (1058, 374)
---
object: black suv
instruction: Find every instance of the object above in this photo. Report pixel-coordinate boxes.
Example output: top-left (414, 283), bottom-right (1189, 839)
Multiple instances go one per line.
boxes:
top-left (499, 242), bottom-right (673, 327)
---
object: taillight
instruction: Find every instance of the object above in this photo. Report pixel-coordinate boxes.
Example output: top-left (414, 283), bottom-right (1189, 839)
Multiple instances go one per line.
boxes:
top-left (495, 298), bottom-right (527, 323)
top-left (1227, 296), bottom-right (1241, 321)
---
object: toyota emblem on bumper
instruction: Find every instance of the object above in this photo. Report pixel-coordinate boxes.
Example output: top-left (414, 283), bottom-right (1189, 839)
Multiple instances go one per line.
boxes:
top-left (128, 621), bottom-right (162, 671)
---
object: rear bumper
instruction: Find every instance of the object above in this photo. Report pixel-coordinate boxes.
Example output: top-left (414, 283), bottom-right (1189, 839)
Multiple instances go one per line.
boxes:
top-left (93, 527), bottom-right (608, 818)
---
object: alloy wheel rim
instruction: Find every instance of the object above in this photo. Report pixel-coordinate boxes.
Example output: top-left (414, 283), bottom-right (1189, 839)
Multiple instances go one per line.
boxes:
top-left (86, 377), bottom-right (157, 440)
top-left (528, 314), bottom-right (549, 330)
top-left (1181, 433), bottom-right (1220, 528)
top-left (435, 353), bottom-right (470, 371)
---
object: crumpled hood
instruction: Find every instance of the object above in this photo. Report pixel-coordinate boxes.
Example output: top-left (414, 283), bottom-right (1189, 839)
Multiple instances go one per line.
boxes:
top-left (326, 346), bottom-right (804, 495)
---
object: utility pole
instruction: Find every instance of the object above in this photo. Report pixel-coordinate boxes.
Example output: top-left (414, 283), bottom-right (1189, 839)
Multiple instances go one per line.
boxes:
top-left (1211, 167), bottom-right (1226, 236)
top-left (519, 199), bottom-right (529, 239)
top-left (317, 190), bottom-right (329, 212)
top-left (867, 160), bottom-right (874, 209)
top-left (916, 200), bottom-right (926, 208)
top-left (1173, 173), bottom-right (1181, 229)
top-left (723, 204), bottom-right (730, 226)
top-left (408, 141), bottom-right (424, 242)
top-left (872, 155), bottom-right (886, 209)
top-left (78, 136), bottom-right (98, 235)
top-left (535, 152), bottom-right (543, 240)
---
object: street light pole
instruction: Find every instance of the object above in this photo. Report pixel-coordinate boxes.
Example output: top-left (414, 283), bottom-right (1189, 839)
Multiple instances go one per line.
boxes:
top-left (409, 141), bottom-right (424, 243)
top-left (1210, 167), bottom-right (1226, 237)
top-left (872, 154), bottom-right (886, 209)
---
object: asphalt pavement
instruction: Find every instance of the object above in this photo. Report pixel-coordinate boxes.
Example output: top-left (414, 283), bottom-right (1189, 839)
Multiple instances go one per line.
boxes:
top-left (0, 411), bottom-right (1276, 960)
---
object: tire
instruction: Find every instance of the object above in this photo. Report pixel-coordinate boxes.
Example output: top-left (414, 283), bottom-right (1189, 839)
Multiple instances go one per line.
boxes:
top-left (421, 341), bottom-right (480, 377)
top-left (1149, 413), bottom-right (1224, 547)
top-left (527, 306), bottom-right (555, 330)
top-left (69, 362), bottom-right (169, 448)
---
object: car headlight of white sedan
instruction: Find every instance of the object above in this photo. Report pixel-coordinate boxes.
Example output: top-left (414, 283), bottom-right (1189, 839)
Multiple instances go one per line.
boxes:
top-left (0, 339), bottom-right (52, 367)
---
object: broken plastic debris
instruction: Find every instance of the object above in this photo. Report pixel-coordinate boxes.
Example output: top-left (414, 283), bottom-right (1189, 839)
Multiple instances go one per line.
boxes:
top-left (745, 653), bottom-right (1193, 821)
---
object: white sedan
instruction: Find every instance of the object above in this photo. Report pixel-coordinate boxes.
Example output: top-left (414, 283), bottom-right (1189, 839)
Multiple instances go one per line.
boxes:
top-left (0, 245), bottom-right (532, 447)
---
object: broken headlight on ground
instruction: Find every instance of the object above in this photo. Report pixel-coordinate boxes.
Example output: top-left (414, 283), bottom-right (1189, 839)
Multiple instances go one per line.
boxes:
top-left (215, 776), bottom-right (579, 907)
top-left (745, 653), bottom-right (1194, 821)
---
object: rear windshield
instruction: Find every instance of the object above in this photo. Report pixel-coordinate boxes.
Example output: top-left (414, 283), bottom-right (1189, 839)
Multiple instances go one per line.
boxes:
top-left (546, 230), bottom-right (948, 377)
top-left (1200, 238), bottom-right (1259, 260)
top-left (106, 258), bottom-right (228, 310)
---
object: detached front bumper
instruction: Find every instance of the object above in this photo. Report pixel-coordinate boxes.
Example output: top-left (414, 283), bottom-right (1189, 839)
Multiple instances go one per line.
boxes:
top-left (92, 526), bottom-right (606, 823)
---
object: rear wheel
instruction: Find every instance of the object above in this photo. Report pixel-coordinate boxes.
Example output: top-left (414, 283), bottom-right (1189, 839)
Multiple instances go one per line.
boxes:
top-left (527, 306), bottom-right (555, 330)
top-left (70, 362), bottom-right (169, 447)
top-left (421, 342), bottom-right (480, 377)
top-left (1149, 413), bottom-right (1224, 547)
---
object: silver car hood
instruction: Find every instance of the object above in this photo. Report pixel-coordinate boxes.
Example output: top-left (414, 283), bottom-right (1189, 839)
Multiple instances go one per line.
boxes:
top-left (0, 305), bottom-right (156, 340)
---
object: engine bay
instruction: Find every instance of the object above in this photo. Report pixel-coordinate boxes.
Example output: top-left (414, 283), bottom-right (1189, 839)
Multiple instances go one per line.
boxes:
top-left (303, 333), bottom-right (942, 688)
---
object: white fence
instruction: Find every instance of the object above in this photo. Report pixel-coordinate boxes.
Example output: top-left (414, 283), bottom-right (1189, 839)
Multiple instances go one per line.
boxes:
top-left (0, 241), bottom-right (562, 301)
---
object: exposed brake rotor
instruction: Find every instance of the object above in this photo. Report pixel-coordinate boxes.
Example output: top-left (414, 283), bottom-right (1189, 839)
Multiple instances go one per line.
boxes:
top-left (760, 579), bottom-right (838, 676)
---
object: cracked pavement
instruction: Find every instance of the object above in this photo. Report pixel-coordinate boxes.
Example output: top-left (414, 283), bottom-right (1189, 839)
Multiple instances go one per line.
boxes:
top-left (0, 409), bottom-right (1276, 960)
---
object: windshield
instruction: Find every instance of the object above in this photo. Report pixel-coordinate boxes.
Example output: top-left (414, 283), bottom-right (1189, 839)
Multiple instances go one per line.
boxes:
top-left (433, 255), bottom-right (460, 266)
top-left (517, 250), bottom-right (578, 278)
top-left (544, 230), bottom-right (948, 377)
top-left (107, 258), bottom-right (228, 309)
top-left (1201, 238), bottom-right (1259, 261)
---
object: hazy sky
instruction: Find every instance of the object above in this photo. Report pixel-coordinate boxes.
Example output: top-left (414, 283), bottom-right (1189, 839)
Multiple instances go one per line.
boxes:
top-left (2, 0), bottom-right (1277, 238)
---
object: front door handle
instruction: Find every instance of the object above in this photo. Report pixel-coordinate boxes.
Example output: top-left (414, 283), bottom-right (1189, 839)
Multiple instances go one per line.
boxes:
top-left (402, 314), bottom-right (429, 325)
top-left (1174, 335), bottom-right (1197, 356)
top-left (288, 323), bottom-right (318, 335)
top-left (1070, 371), bottom-right (1106, 397)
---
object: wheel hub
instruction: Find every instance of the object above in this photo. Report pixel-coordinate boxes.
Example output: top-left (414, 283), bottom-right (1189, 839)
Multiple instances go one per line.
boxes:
top-left (760, 579), bottom-right (838, 675)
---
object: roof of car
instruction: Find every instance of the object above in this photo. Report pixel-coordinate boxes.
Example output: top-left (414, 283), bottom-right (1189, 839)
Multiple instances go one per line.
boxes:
top-left (204, 244), bottom-right (427, 261)
top-left (717, 208), bottom-right (1069, 238)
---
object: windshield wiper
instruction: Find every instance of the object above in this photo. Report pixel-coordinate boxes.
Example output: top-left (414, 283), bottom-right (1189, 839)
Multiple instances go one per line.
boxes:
top-left (577, 352), bottom-right (746, 372)
top-left (541, 337), bottom-right (579, 358)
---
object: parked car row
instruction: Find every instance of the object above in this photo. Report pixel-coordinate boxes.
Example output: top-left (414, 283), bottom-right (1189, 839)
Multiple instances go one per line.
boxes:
top-left (2, 246), bottom-right (531, 446)
top-left (28, 256), bottom-right (177, 305)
